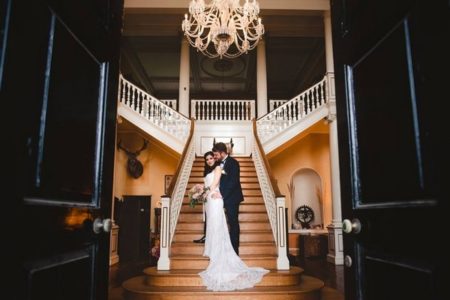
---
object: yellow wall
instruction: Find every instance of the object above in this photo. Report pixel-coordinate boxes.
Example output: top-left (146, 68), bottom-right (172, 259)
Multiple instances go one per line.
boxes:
top-left (113, 132), bottom-right (178, 232)
top-left (268, 133), bottom-right (332, 228)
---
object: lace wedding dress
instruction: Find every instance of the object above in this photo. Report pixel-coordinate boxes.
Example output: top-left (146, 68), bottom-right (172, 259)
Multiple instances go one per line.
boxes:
top-left (199, 170), bottom-right (269, 291)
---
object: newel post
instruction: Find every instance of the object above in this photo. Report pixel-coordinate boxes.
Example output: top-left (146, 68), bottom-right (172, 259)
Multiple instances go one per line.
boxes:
top-left (157, 196), bottom-right (170, 270)
top-left (276, 196), bottom-right (290, 270)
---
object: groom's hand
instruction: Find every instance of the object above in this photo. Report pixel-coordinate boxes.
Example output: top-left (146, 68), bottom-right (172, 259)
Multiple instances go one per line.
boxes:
top-left (211, 191), bottom-right (222, 199)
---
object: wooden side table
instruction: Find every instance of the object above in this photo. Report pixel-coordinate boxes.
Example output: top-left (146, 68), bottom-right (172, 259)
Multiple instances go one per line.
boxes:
top-left (300, 233), bottom-right (328, 258)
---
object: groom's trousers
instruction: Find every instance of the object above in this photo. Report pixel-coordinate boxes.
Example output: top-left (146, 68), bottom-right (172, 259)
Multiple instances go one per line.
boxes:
top-left (225, 202), bottom-right (240, 255)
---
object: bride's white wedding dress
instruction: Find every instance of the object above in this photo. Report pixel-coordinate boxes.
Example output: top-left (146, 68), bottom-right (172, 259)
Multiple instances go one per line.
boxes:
top-left (199, 171), bottom-right (269, 291)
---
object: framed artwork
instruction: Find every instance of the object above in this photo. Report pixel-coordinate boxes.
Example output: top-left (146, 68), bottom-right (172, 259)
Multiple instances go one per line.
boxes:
top-left (164, 175), bottom-right (173, 195)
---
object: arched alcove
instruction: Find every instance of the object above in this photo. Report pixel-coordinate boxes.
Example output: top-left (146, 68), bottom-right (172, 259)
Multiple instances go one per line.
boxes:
top-left (289, 168), bottom-right (323, 229)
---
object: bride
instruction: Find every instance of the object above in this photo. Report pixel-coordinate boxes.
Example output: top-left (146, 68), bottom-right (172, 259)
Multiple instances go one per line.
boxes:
top-left (199, 151), bottom-right (269, 291)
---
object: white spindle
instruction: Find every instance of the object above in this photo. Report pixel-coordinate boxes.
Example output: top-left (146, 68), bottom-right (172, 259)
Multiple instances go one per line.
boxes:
top-left (125, 82), bottom-right (129, 106)
top-left (120, 76), bottom-right (125, 103)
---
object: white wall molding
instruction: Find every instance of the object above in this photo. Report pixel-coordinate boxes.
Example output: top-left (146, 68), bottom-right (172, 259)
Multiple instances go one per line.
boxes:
top-left (195, 121), bottom-right (253, 156)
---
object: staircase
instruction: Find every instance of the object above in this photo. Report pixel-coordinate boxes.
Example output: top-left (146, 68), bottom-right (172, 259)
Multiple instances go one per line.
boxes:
top-left (122, 157), bottom-right (324, 299)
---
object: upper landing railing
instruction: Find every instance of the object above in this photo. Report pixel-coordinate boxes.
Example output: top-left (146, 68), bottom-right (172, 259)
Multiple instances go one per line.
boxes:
top-left (191, 99), bottom-right (255, 121)
top-left (118, 75), bottom-right (191, 153)
top-left (256, 75), bottom-right (332, 144)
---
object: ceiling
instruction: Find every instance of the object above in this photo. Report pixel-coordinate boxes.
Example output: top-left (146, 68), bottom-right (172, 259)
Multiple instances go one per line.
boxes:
top-left (120, 8), bottom-right (326, 101)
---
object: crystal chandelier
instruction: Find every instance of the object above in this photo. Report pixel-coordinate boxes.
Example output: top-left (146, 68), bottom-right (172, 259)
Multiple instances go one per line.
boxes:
top-left (181, 0), bottom-right (265, 59)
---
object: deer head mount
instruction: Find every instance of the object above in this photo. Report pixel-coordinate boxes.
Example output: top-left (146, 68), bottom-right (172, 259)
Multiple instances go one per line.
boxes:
top-left (117, 139), bottom-right (149, 179)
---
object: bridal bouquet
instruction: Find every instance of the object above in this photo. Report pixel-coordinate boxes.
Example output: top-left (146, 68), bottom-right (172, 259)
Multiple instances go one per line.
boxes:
top-left (188, 184), bottom-right (209, 208)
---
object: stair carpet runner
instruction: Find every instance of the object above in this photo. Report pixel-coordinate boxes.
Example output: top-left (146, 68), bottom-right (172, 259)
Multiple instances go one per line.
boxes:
top-left (122, 156), bottom-right (324, 299)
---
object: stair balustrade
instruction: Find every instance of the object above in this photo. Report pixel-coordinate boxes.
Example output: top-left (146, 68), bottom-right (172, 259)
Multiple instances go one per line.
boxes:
top-left (157, 123), bottom-right (196, 270)
top-left (252, 120), bottom-right (290, 270)
top-left (191, 99), bottom-right (255, 121)
top-left (168, 135), bottom-right (196, 245)
top-left (257, 76), bottom-right (330, 144)
top-left (118, 75), bottom-right (191, 148)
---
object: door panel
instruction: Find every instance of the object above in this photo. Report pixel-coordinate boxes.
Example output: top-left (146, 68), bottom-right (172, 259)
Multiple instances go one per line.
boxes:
top-left (364, 255), bottom-right (434, 300)
top-left (331, 0), bottom-right (448, 299)
top-left (4, 0), bottom-right (123, 299)
top-left (346, 18), bottom-right (431, 206)
top-left (23, 246), bottom-right (95, 300)
top-left (26, 11), bottom-right (106, 205)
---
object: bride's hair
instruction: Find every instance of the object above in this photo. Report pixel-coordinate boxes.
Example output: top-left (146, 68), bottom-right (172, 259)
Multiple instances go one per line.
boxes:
top-left (204, 151), bottom-right (219, 176)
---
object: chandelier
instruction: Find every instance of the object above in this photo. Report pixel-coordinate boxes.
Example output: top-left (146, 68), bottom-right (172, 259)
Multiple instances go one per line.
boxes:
top-left (181, 0), bottom-right (265, 59)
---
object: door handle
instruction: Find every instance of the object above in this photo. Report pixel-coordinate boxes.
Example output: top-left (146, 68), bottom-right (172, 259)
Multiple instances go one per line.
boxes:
top-left (93, 218), bottom-right (112, 234)
top-left (342, 218), bottom-right (362, 234)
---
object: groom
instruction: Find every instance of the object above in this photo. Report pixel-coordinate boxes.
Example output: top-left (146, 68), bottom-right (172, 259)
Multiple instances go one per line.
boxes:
top-left (213, 142), bottom-right (244, 255)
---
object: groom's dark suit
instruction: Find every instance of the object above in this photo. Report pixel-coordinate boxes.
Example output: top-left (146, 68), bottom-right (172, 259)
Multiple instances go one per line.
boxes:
top-left (219, 156), bottom-right (244, 255)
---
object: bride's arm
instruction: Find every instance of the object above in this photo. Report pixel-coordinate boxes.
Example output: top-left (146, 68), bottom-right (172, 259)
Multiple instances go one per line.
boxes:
top-left (209, 166), bottom-right (222, 198)
top-left (210, 166), bottom-right (222, 191)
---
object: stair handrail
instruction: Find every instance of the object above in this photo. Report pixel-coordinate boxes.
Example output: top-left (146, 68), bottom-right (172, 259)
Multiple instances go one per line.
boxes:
top-left (252, 119), bottom-right (279, 239)
top-left (167, 119), bottom-right (195, 197)
top-left (256, 75), bottom-right (328, 143)
top-left (252, 119), bottom-right (289, 270)
top-left (253, 119), bottom-right (282, 198)
top-left (168, 121), bottom-right (196, 245)
top-left (118, 74), bottom-right (191, 142)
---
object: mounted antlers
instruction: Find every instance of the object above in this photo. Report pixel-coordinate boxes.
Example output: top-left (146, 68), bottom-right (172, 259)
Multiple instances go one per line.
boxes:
top-left (117, 139), bottom-right (149, 179)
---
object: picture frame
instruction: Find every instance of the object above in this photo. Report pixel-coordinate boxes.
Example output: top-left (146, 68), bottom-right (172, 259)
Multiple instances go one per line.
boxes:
top-left (164, 175), bottom-right (173, 195)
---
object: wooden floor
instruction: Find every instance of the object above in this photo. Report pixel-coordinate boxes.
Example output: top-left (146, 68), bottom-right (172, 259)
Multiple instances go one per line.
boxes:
top-left (109, 256), bottom-right (344, 300)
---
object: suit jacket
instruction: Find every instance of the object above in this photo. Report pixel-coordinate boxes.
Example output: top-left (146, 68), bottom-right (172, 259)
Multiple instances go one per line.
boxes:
top-left (219, 156), bottom-right (244, 206)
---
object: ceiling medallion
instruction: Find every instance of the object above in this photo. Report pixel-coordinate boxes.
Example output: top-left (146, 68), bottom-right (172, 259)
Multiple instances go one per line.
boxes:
top-left (182, 0), bottom-right (265, 59)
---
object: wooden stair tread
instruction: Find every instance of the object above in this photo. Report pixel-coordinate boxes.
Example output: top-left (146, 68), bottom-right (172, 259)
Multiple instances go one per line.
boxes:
top-left (139, 267), bottom-right (305, 288)
top-left (143, 266), bottom-right (303, 277)
top-left (171, 254), bottom-right (277, 260)
top-left (175, 229), bottom-right (273, 234)
top-left (122, 275), bottom-right (324, 299)
top-left (171, 241), bottom-right (275, 246)
top-left (176, 220), bottom-right (270, 225)
top-left (178, 211), bottom-right (268, 215)
top-left (180, 203), bottom-right (266, 208)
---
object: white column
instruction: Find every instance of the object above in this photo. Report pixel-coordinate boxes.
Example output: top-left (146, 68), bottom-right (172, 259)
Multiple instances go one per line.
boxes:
top-left (178, 38), bottom-right (190, 117)
top-left (324, 10), bottom-right (344, 265)
top-left (327, 109), bottom-right (344, 265)
top-left (256, 39), bottom-right (268, 118)
top-left (324, 11), bottom-right (334, 74)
